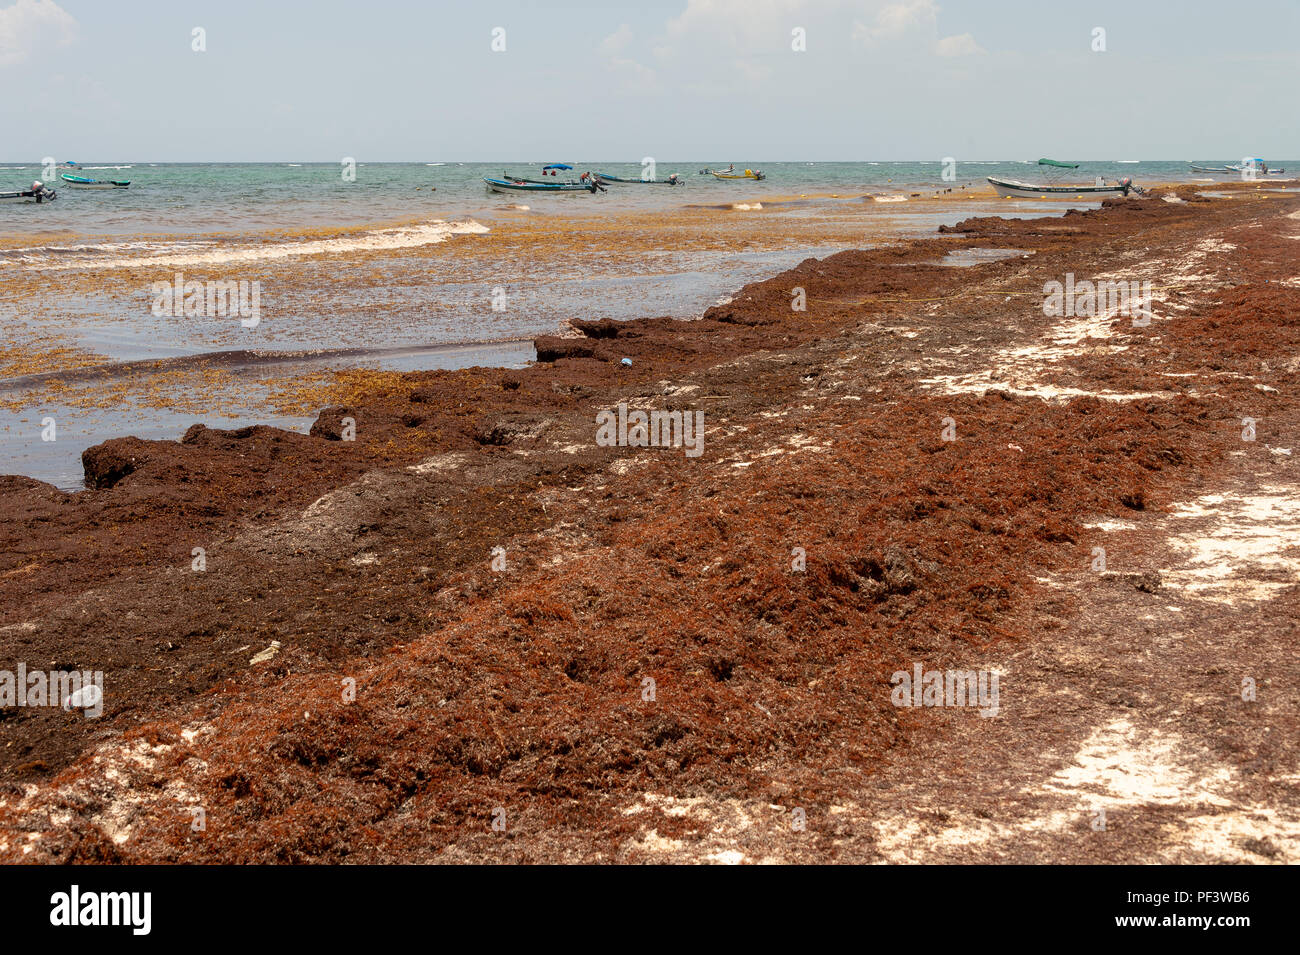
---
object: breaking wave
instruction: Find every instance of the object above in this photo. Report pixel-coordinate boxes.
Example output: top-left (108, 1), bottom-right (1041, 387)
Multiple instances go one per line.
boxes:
top-left (0, 220), bottom-right (490, 271)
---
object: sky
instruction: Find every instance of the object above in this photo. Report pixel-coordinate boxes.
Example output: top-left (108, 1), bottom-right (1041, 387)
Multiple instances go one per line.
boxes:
top-left (1, 0), bottom-right (1297, 161)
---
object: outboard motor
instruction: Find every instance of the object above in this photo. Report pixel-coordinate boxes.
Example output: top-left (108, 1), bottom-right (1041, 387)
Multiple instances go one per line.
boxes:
top-left (31, 180), bottom-right (55, 202)
top-left (1118, 176), bottom-right (1143, 196)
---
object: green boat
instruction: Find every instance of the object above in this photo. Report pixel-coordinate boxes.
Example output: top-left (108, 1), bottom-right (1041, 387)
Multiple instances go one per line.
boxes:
top-left (60, 173), bottom-right (131, 189)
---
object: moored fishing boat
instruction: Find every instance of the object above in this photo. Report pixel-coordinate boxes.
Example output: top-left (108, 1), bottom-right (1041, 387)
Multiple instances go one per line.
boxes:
top-left (594, 172), bottom-right (683, 185)
top-left (1, 181), bottom-right (57, 203)
top-left (988, 176), bottom-right (1137, 198)
top-left (988, 159), bottom-right (1138, 199)
top-left (483, 175), bottom-right (602, 194)
top-left (1230, 159), bottom-right (1285, 175)
top-left (709, 167), bottom-right (765, 180)
top-left (60, 173), bottom-right (131, 189)
top-left (1190, 160), bottom-right (1286, 176)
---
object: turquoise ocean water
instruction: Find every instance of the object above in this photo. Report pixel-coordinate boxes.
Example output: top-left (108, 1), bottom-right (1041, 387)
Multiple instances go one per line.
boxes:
top-left (1, 159), bottom-right (1283, 239)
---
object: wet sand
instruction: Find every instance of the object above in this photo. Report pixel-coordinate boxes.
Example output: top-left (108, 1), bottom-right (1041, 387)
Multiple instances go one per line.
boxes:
top-left (0, 181), bottom-right (1297, 863)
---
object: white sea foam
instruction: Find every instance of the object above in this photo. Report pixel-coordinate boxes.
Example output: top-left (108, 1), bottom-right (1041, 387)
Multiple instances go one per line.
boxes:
top-left (1, 220), bottom-right (489, 271)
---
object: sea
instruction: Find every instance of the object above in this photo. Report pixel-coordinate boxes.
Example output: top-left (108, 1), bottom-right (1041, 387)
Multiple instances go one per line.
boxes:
top-left (1, 160), bottom-right (1293, 489)
top-left (0, 159), bottom-right (1265, 238)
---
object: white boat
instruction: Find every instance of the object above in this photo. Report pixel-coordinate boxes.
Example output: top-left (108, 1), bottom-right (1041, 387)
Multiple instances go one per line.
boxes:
top-left (988, 175), bottom-right (1135, 199)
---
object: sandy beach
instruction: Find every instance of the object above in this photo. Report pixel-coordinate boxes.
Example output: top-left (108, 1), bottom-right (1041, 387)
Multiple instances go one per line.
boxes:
top-left (1, 179), bottom-right (1296, 863)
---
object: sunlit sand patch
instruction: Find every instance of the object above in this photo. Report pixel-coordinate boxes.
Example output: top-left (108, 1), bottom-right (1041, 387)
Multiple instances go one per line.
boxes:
top-left (1044, 719), bottom-right (1234, 808)
top-left (1083, 519), bottom-right (1139, 532)
top-left (728, 431), bottom-right (830, 468)
top-left (0, 734), bottom-right (200, 855)
top-left (1194, 238), bottom-right (1237, 254)
top-left (869, 804), bottom-right (1088, 863)
top-left (918, 372), bottom-right (1169, 403)
top-left (914, 277), bottom-right (1179, 402)
top-left (1042, 720), bottom-right (1300, 862)
top-left (636, 831), bottom-right (687, 854)
top-left (608, 456), bottom-right (650, 476)
top-left (707, 849), bottom-right (747, 865)
top-left (621, 793), bottom-right (786, 863)
top-left (407, 451), bottom-right (471, 475)
top-left (1162, 489), bottom-right (1300, 604)
top-left (869, 718), bottom-right (1298, 863)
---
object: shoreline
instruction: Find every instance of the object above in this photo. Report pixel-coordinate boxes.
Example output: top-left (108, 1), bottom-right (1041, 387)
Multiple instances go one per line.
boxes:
top-left (0, 189), bottom-right (1035, 487)
top-left (2, 181), bottom-right (1297, 863)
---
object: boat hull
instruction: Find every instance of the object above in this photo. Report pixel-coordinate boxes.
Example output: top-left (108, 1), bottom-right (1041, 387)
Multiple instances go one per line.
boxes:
top-left (711, 171), bottom-right (764, 181)
top-left (483, 177), bottom-right (593, 194)
top-left (987, 176), bottom-right (1127, 199)
top-left (594, 173), bottom-right (682, 185)
top-left (60, 174), bottom-right (130, 188)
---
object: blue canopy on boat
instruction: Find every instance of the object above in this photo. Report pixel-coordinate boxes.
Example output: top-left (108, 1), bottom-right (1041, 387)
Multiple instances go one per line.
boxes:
top-left (543, 163), bottom-right (573, 170)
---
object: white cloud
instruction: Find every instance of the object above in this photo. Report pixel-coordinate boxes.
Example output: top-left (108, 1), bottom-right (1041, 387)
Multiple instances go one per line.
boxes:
top-left (600, 23), bottom-right (634, 57)
top-left (853, 0), bottom-right (938, 45)
top-left (0, 0), bottom-right (77, 68)
top-left (935, 32), bottom-right (985, 57)
top-left (598, 23), bottom-right (656, 85)
top-left (663, 0), bottom-right (818, 55)
top-left (643, 0), bottom-right (976, 95)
